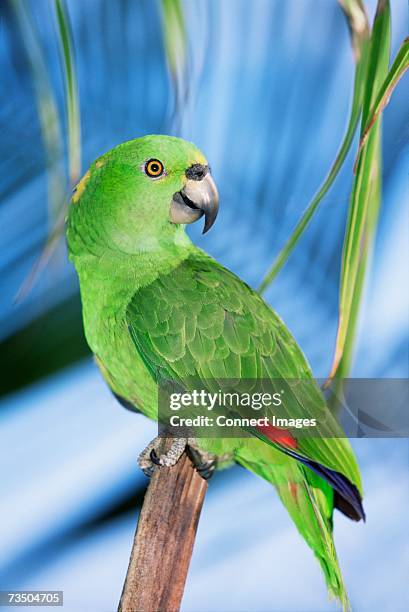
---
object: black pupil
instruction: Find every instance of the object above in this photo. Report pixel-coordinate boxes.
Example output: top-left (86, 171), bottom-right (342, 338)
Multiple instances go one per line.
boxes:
top-left (150, 162), bottom-right (160, 173)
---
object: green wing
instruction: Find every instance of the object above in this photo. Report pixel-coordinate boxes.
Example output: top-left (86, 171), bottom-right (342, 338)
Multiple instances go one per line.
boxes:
top-left (126, 251), bottom-right (363, 504)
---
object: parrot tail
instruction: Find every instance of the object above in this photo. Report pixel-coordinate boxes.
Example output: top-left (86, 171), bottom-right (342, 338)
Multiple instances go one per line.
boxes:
top-left (235, 448), bottom-right (351, 612)
top-left (277, 446), bottom-right (365, 522)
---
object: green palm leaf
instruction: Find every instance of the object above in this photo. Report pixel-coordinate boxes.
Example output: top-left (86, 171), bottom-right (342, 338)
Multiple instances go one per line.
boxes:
top-left (329, 0), bottom-right (391, 380)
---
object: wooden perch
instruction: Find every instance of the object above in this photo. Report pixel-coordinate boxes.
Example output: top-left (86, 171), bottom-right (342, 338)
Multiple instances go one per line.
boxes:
top-left (118, 446), bottom-right (208, 612)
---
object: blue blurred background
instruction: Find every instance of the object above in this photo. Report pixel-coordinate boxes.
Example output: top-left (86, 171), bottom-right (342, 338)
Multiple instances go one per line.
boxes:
top-left (1, 0), bottom-right (408, 610)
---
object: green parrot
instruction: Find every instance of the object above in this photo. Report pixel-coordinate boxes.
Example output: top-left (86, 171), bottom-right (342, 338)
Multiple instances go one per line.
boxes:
top-left (67, 135), bottom-right (364, 610)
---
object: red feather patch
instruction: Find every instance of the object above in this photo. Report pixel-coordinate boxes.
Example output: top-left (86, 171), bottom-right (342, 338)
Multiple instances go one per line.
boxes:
top-left (289, 482), bottom-right (299, 502)
top-left (257, 422), bottom-right (298, 449)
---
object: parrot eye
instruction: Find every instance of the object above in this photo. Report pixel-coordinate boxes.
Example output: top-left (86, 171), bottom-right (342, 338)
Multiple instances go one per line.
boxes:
top-left (144, 158), bottom-right (165, 179)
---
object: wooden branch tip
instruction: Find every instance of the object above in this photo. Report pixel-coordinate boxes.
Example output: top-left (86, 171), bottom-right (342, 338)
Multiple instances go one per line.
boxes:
top-left (119, 444), bottom-right (208, 612)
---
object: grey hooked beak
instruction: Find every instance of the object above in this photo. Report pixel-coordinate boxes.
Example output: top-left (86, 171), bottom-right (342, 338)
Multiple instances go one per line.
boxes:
top-left (170, 170), bottom-right (219, 234)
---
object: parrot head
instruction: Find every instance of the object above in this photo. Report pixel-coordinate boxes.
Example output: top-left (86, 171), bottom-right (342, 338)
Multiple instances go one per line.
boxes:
top-left (67, 135), bottom-right (219, 257)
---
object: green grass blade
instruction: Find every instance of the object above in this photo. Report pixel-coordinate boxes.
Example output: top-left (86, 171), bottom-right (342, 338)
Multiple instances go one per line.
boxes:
top-left (258, 3), bottom-right (370, 294)
top-left (53, 0), bottom-right (81, 186)
top-left (355, 36), bottom-right (409, 168)
top-left (328, 0), bottom-right (391, 381)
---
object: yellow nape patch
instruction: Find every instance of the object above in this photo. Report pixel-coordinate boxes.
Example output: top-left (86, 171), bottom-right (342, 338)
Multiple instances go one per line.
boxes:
top-left (72, 170), bottom-right (91, 204)
top-left (196, 152), bottom-right (207, 166)
top-left (95, 158), bottom-right (106, 168)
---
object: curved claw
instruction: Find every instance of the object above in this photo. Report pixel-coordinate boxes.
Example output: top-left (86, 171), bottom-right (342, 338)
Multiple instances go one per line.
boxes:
top-left (196, 464), bottom-right (215, 480)
top-left (142, 465), bottom-right (156, 478)
top-left (186, 445), bottom-right (217, 480)
top-left (150, 448), bottom-right (161, 466)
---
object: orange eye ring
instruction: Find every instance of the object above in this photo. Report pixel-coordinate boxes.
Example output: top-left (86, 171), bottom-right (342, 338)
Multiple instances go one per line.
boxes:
top-left (144, 158), bottom-right (165, 178)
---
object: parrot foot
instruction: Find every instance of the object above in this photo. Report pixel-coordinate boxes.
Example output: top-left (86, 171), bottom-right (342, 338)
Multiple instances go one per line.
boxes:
top-left (138, 436), bottom-right (187, 477)
top-left (137, 437), bottom-right (217, 480)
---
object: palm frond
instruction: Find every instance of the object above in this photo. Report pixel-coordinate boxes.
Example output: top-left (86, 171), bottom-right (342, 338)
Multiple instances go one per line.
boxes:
top-left (328, 0), bottom-right (391, 380)
top-left (10, 0), bottom-right (65, 228)
top-left (53, 0), bottom-right (81, 186)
